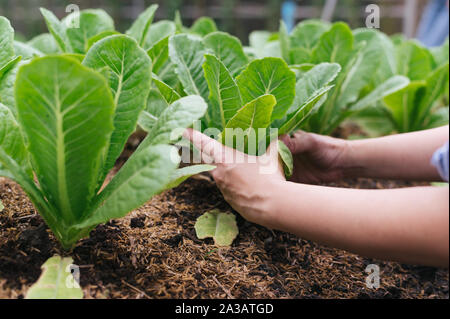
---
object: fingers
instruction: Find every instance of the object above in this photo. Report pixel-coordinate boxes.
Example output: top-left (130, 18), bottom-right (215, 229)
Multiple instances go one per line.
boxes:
top-left (280, 130), bottom-right (315, 154)
top-left (265, 138), bottom-right (280, 161)
top-left (183, 128), bottom-right (229, 164)
top-left (259, 139), bottom-right (285, 177)
top-left (279, 134), bottom-right (293, 150)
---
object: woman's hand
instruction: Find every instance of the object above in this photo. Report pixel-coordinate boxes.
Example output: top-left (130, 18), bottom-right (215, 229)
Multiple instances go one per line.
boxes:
top-left (184, 128), bottom-right (286, 229)
top-left (184, 128), bottom-right (449, 267)
top-left (280, 131), bottom-right (351, 184)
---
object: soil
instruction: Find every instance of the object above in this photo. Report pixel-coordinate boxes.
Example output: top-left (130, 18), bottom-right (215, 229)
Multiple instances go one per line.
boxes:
top-left (0, 129), bottom-right (448, 299)
top-left (0, 175), bottom-right (448, 299)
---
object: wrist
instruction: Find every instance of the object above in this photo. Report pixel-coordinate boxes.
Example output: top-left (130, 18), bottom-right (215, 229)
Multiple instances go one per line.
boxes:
top-left (260, 179), bottom-right (289, 230)
top-left (340, 139), bottom-right (368, 179)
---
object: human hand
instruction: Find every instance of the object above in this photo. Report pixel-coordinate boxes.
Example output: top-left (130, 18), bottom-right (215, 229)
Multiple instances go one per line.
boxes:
top-left (280, 130), bottom-right (350, 184)
top-left (184, 128), bottom-right (286, 229)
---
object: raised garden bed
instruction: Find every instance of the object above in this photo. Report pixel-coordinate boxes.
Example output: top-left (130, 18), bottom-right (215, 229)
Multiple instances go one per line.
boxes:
top-left (1, 174), bottom-right (448, 299)
top-left (0, 4), bottom-right (448, 300)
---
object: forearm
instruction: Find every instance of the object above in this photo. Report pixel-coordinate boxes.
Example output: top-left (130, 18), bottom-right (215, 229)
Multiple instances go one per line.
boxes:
top-left (263, 181), bottom-right (449, 267)
top-left (343, 126), bottom-right (449, 181)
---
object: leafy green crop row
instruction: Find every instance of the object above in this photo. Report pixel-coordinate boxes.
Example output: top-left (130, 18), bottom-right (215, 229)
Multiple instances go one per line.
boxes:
top-left (353, 38), bottom-right (449, 136)
top-left (245, 20), bottom-right (448, 136)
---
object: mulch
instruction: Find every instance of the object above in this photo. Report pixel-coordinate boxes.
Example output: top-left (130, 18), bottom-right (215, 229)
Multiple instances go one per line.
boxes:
top-left (0, 174), bottom-right (448, 299)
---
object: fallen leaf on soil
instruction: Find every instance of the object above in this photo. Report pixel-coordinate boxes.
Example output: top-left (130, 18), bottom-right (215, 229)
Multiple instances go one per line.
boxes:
top-left (26, 255), bottom-right (83, 299)
top-left (195, 209), bottom-right (239, 246)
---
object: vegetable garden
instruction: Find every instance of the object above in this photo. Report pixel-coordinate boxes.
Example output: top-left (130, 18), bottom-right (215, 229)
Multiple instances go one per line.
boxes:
top-left (0, 5), bottom-right (448, 299)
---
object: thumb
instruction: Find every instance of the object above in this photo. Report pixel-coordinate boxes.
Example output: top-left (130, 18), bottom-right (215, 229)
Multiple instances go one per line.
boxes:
top-left (265, 138), bottom-right (281, 162)
top-left (183, 128), bottom-right (231, 164)
top-left (258, 139), bottom-right (283, 176)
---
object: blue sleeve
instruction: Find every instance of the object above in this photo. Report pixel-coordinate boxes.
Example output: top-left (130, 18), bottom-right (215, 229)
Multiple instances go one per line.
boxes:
top-left (282, 1), bottom-right (297, 33)
top-left (416, 0), bottom-right (449, 47)
top-left (431, 142), bottom-right (449, 182)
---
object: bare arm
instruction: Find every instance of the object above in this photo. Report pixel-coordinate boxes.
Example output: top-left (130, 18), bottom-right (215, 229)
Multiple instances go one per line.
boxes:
top-left (344, 125), bottom-right (449, 181)
top-left (281, 126), bottom-right (449, 184)
top-left (185, 128), bottom-right (449, 268)
top-left (266, 181), bottom-right (449, 267)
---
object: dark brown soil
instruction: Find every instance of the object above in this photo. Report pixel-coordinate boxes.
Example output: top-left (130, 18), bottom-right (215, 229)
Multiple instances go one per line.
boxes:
top-left (0, 175), bottom-right (448, 299)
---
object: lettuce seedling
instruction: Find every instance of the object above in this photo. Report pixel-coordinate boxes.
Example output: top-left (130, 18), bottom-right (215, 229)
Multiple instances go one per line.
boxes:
top-left (275, 20), bottom-right (410, 135)
top-left (0, 17), bottom-right (14, 66)
top-left (190, 17), bottom-right (218, 37)
top-left (245, 31), bottom-right (283, 60)
top-left (39, 5), bottom-right (179, 88)
top-left (354, 39), bottom-right (449, 135)
top-left (144, 32), bottom-right (341, 176)
top-left (40, 7), bottom-right (115, 54)
top-left (0, 33), bottom-right (208, 249)
top-left (0, 16), bottom-right (24, 119)
top-left (0, 17), bottom-right (21, 84)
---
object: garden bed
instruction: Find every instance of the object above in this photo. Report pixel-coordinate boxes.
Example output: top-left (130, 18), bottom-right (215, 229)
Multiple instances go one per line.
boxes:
top-left (1, 4), bottom-right (448, 300)
top-left (0, 174), bottom-right (448, 299)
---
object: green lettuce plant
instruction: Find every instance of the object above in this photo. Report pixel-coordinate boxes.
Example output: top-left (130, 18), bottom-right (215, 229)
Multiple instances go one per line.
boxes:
top-left (0, 54), bottom-right (207, 249)
top-left (15, 7), bottom-right (223, 128)
top-left (0, 12), bottom-right (210, 249)
top-left (247, 20), bottom-right (410, 135)
top-left (35, 6), bottom-right (176, 80)
top-left (353, 39), bottom-right (449, 135)
top-left (244, 30), bottom-right (283, 60)
top-left (280, 21), bottom-right (410, 135)
top-left (147, 31), bottom-right (341, 176)
top-left (0, 17), bottom-right (21, 93)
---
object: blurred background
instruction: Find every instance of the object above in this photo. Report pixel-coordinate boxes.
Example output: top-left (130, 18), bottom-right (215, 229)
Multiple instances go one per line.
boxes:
top-left (0, 0), bottom-right (447, 46)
